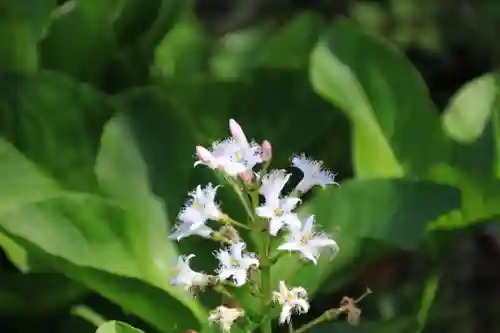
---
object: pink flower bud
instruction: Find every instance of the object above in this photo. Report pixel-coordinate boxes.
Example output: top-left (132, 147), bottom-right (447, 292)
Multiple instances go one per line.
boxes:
top-left (229, 119), bottom-right (249, 147)
top-left (195, 146), bottom-right (218, 169)
top-left (239, 171), bottom-right (252, 184)
top-left (262, 140), bottom-right (272, 162)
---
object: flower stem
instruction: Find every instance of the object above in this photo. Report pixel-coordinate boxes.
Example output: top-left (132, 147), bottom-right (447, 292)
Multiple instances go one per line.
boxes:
top-left (260, 265), bottom-right (272, 333)
top-left (227, 177), bottom-right (255, 223)
top-left (222, 215), bottom-right (251, 230)
top-left (250, 189), bottom-right (273, 333)
top-left (293, 309), bottom-right (341, 333)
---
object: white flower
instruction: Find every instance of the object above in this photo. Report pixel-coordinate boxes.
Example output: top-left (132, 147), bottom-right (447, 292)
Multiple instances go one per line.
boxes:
top-left (179, 183), bottom-right (223, 223)
top-left (291, 154), bottom-right (339, 193)
top-left (169, 254), bottom-right (210, 291)
top-left (215, 242), bottom-right (259, 286)
top-left (168, 183), bottom-right (222, 241)
top-left (278, 215), bottom-right (339, 264)
top-left (195, 119), bottom-right (262, 176)
top-left (209, 305), bottom-right (244, 333)
top-left (256, 170), bottom-right (302, 235)
top-left (273, 281), bottom-right (310, 324)
top-left (168, 219), bottom-right (213, 241)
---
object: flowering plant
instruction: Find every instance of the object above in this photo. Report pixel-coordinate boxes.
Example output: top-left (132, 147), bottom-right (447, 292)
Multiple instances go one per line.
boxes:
top-left (167, 119), bottom-right (367, 333)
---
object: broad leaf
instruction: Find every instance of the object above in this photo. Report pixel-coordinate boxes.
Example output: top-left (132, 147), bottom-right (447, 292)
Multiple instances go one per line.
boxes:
top-left (95, 114), bottom-right (176, 276)
top-left (0, 140), bottom-right (207, 331)
top-left (0, 71), bottom-right (114, 192)
top-left (284, 178), bottom-right (459, 289)
top-left (443, 73), bottom-right (500, 144)
top-left (0, 0), bottom-right (55, 71)
top-left (96, 321), bottom-right (144, 333)
top-left (0, 272), bottom-right (87, 315)
top-left (40, 0), bottom-right (118, 81)
top-left (310, 19), bottom-right (450, 178)
top-left (441, 73), bottom-right (500, 178)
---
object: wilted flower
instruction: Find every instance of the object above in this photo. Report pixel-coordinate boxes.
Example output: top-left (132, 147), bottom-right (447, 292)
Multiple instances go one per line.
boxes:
top-left (208, 306), bottom-right (244, 333)
top-left (256, 169), bottom-right (301, 235)
top-left (292, 154), bottom-right (338, 194)
top-left (169, 254), bottom-right (210, 291)
top-left (278, 215), bottom-right (338, 264)
top-left (215, 242), bottom-right (259, 286)
top-left (273, 281), bottom-right (310, 324)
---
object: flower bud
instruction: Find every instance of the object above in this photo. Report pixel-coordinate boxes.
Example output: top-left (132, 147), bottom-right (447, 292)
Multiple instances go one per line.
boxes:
top-left (239, 171), bottom-right (252, 184)
top-left (262, 140), bottom-right (272, 162)
top-left (229, 119), bottom-right (249, 147)
top-left (195, 146), bottom-right (218, 169)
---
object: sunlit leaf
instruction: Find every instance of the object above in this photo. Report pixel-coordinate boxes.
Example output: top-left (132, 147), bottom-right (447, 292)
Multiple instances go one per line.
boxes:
top-left (310, 19), bottom-right (450, 178)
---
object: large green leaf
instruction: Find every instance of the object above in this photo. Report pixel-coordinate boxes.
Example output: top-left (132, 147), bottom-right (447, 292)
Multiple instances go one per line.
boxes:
top-left (110, 0), bottom-right (191, 88)
top-left (310, 19), bottom-right (450, 178)
top-left (0, 71), bottom-right (114, 192)
top-left (0, 272), bottom-right (87, 315)
top-left (0, 0), bottom-right (55, 71)
top-left (443, 73), bottom-right (499, 144)
top-left (242, 179), bottom-right (460, 322)
top-left (96, 321), bottom-right (144, 333)
top-left (210, 12), bottom-right (325, 80)
top-left (95, 114), bottom-right (177, 276)
top-left (40, 1), bottom-right (118, 81)
top-left (0, 140), bottom-right (207, 331)
top-left (440, 73), bottom-right (500, 178)
top-left (288, 178), bottom-right (459, 287)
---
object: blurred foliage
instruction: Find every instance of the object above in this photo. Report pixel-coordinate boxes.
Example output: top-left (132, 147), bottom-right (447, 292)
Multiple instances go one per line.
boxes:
top-left (1, 0), bottom-right (500, 333)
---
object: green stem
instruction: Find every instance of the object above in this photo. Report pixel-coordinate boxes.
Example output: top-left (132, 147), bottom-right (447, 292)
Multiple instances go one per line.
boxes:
top-left (227, 177), bottom-right (255, 223)
top-left (294, 309), bottom-right (340, 333)
top-left (415, 267), bottom-right (442, 333)
top-left (260, 264), bottom-right (272, 333)
top-left (222, 215), bottom-right (250, 230)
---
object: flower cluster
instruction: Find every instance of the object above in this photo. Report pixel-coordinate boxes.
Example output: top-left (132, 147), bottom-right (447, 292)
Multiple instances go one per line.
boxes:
top-left (168, 119), bottom-right (340, 332)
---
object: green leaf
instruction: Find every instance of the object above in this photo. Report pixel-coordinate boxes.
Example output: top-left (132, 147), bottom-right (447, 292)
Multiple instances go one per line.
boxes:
top-left (257, 12), bottom-right (325, 70)
top-left (0, 71), bottom-right (114, 193)
top-left (210, 13), bottom-right (325, 80)
top-left (310, 18), bottom-right (450, 178)
top-left (110, 0), bottom-right (192, 88)
top-left (0, 140), bottom-right (207, 331)
top-left (152, 13), bottom-right (211, 79)
top-left (0, 272), bottom-right (87, 315)
top-left (439, 73), bottom-right (500, 178)
top-left (40, 1), bottom-right (118, 81)
top-left (443, 73), bottom-right (500, 144)
top-left (96, 321), bottom-right (145, 333)
top-left (288, 179), bottom-right (459, 288)
top-left (0, 0), bottom-right (55, 71)
top-left (95, 114), bottom-right (177, 280)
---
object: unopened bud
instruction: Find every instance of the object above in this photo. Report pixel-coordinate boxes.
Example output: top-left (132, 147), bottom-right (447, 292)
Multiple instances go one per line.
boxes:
top-left (239, 171), bottom-right (252, 184)
top-left (262, 140), bottom-right (272, 162)
top-left (229, 119), bottom-right (249, 147)
top-left (195, 146), bottom-right (218, 169)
